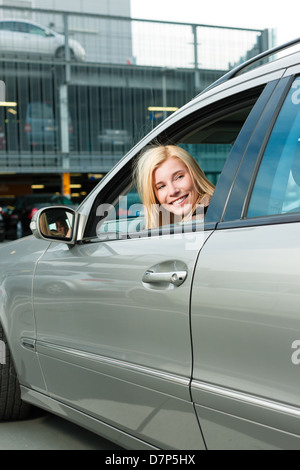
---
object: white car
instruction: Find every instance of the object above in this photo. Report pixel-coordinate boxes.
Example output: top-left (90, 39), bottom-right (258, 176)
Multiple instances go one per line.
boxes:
top-left (0, 19), bottom-right (85, 61)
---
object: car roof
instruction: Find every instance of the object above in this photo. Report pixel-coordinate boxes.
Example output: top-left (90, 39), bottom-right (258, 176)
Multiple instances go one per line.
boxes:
top-left (199, 37), bottom-right (300, 95)
top-left (162, 39), bottom-right (300, 125)
top-left (0, 19), bottom-right (44, 25)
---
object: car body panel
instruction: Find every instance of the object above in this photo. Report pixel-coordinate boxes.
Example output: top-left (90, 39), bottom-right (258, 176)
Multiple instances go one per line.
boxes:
top-left (194, 403), bottom-right (300, 450)
top-left (191, 223), bottom-right (300, 448)
top-left (0, 237), bottom-right (49, 392)
top-left (32, 231), bottom-right (211, 449)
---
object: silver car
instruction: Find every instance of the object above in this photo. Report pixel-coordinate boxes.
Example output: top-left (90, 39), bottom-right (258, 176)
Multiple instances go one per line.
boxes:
top-left (0, 19), bottom-right (85, 61)
top-left (1, 39), bottom-right (300, 450)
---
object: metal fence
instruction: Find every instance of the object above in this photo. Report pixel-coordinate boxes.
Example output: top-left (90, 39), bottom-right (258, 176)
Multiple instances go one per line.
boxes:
top-left (0, 5), bottom-right (271, 175)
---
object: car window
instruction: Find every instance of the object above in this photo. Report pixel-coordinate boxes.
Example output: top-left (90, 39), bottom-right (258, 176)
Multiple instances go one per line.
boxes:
top-left (54, 195), bottom-right (74, 205)
top-left (27, 102), bottom-right (54, 119)
top-left (22, 23), bottom-right (47, 36)
top-left (84, 86), bottom-right (265, 241)
top-left (247, 77), bottom-right (300, 218)
top-left (0, 21), bottom-right (17, 32)
top-left (179, 106), bottom-right (254, 186)
top-left (96, 186), bottom-right (144, 240)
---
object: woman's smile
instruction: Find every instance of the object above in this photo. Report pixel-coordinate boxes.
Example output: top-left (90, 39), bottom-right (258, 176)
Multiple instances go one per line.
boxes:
top-left (170, 194), bottom-right (188, 206)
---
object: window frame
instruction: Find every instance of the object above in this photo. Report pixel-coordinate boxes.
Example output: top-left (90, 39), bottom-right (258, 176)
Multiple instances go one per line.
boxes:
top-left (247, 78), bottom-right (300, 219)
top-left (219, 75), bottom-right (296, 229)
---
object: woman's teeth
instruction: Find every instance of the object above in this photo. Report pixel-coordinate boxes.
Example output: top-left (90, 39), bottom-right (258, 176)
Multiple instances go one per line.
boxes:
top-left (171, 195), bottom-right (187, 205)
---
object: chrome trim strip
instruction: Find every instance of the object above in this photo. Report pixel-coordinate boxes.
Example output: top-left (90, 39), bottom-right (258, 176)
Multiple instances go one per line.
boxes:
top-left (36, 340), bottom-right (190, 387)
top-left (192, 380), bottom-right (300, 418)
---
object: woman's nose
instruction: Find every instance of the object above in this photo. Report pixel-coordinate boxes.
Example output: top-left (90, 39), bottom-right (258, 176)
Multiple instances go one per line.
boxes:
top-left (168, 181), bottom-right (180, 196)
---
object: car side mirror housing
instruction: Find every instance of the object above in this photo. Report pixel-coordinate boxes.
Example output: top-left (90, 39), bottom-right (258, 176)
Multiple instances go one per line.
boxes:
top-left (30, 206), bottom-right (77, 245)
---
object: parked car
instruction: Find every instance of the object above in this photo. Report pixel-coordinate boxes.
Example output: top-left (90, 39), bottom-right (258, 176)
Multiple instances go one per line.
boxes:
top-left (0, 19), bottom-right (85, 61)
top-left (0, 203), bottom-right (20, 240)
top-left (1, 40), bottom-right (300, 449)
top-left (97, 129), bottom-right (132, 152)
top-left (12, 193), bottom-right (75, 238)
top-left (24, 101), bottom-right (74, 151)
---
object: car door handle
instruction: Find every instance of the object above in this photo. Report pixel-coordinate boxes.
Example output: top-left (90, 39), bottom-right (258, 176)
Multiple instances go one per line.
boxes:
top-left (142, 270), bottom-right (187, 287)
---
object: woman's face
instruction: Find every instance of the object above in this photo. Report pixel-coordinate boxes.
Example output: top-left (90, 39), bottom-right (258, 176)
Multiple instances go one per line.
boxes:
top-left (153, 157), bottom-right (198, 217)
top-left (56, 221), bottom-right (66, 235)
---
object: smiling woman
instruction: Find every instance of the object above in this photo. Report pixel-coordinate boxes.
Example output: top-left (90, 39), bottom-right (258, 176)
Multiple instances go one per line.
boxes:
top-left (134, 145), bottom-right (215, 228)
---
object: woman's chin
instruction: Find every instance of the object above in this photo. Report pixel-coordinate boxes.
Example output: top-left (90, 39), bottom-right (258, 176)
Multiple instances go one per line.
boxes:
top-left (168, 205), bottom-right (193, 219)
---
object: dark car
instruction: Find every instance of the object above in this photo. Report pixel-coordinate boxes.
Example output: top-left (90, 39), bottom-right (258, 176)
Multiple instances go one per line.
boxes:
top-left (0, 203), bottom-right (20, 240)
top-left (13, 193), bottom-right (75, 238)
top-left (24, 101), bottom-right (74, 152)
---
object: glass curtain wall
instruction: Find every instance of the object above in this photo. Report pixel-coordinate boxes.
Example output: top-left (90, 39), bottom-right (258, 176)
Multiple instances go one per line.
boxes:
top-left (0, 6), bottom-right (268, 175)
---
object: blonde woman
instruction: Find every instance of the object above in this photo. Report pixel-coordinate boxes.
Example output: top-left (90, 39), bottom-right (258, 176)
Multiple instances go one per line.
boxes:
top-left (134, 145), bottom-right (215, 229)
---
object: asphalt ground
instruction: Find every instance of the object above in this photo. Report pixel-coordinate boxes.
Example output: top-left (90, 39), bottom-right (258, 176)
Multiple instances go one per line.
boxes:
top-left (0, 408), bottom-right (123, 450)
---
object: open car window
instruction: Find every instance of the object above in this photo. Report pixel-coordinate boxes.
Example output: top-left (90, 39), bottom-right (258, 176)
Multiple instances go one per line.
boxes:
top-left (84, 85), bottom-right (266, 241)
top-left (95, 186), bottom-right (145, 240)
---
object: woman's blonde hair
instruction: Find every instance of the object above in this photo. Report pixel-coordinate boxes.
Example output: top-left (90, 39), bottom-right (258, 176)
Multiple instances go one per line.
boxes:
top-left (134, 145), bottom-right (215, 229)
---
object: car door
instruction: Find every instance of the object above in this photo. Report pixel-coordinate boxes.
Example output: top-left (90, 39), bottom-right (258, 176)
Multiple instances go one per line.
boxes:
top-left (191, 74), bottom-right (300, 449)
top-left (32, 78), bottom-right (276, 449)
top-left (0, 21), bottom-right (22, 53)
top-left (20, 22), bottom-right (53, 56)
top-left (33, 212), bottom-right (210, 450)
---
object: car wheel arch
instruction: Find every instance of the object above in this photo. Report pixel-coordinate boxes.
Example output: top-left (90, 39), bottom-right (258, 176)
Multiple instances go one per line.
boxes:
top-left (55, 46), bottom-right (75, 59)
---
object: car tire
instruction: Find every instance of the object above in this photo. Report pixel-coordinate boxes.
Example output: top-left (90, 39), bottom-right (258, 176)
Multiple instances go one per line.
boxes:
top-left (0, 323), bottom-right (31, 420)
top-left (55, 47), bottom-right (75, 60)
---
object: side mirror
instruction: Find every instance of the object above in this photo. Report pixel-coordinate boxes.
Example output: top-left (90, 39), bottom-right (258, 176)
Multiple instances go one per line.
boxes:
top-left (30, 206), bottom-right (76, 245)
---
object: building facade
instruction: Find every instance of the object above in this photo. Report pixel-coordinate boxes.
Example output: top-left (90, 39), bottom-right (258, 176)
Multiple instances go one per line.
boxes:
top-left (0, 1), bottom-right (273, 201)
